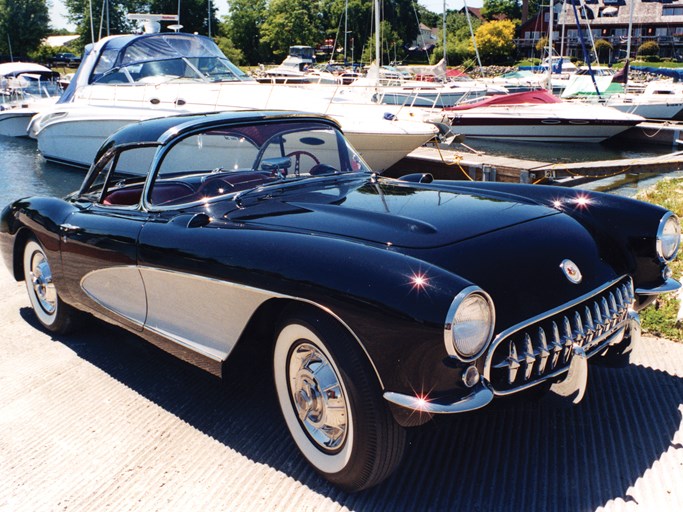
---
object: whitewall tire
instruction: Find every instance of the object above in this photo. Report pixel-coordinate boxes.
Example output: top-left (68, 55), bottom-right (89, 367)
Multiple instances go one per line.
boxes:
top-left (273, 308), bottom-right (405, 491)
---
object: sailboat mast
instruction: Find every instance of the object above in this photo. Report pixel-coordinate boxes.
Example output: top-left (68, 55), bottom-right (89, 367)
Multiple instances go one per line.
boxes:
top-left (375, 0), bottom-right (381, 65)
top-left (443, 0), bottom-right (447, 65)
top-left (463, 0), bottom-right (483, 73)
top-left (547, 0), bottom-right (554, 91)
top-left (626, 0), bottom-right (634, 61)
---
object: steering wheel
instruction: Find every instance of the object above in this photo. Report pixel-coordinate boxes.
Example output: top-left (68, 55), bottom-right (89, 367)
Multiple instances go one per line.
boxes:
top-left (286, 151), bottom-right (320, 176)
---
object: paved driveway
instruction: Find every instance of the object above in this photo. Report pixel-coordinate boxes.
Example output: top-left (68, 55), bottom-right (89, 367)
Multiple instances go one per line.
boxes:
top-left (1, 268), bottom-right (682, 511)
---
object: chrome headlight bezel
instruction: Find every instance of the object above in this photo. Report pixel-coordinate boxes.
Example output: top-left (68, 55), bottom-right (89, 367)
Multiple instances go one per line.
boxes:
top-left (657, 211), bottom-right (681, 263)
top-left (443, 286), bottom-right (496, 362)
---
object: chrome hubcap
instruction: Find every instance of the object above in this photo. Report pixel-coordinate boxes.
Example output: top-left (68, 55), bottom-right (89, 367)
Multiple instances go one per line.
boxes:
top-left (30, 253), bottom-right (56, 315)
top-left (288, 342), bottom-right (348, 452)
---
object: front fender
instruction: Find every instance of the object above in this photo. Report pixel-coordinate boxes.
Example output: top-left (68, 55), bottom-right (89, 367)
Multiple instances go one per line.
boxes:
top-left (138, 218), bottom-right (477, 398)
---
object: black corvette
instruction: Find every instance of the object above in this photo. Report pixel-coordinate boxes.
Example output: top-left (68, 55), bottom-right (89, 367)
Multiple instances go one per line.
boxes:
top-left (1, 111), bottom-right (680, 491)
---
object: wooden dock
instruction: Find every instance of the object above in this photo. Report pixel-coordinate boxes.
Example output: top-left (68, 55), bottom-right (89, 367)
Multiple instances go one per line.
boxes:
top-left (387, 142), bottom-right (683, 185)
top-left (618, 121), bottom-right (683, 148)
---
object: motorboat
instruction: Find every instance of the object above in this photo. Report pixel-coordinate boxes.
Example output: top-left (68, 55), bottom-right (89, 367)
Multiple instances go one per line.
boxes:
top-left (254, 45), bottom-right (338, 84)
top-left (602, 93), bottom-right (683, 121)
top-left (347, 61), bottom-right (508, 108)
top-left (562, 71), bottom-right (683, 121)
top-left (445, 90), bottom-right (643, 143)
top-left (28, 29), bottom-right (439, 171)
top-left (0, 62), bottom-right (62, 137)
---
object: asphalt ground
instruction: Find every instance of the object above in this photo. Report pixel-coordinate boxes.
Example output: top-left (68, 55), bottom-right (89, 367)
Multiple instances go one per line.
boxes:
top-left (1, 267), bottom-right (683, 511)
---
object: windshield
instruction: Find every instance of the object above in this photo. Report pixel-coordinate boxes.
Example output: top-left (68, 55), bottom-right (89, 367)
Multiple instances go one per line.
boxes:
top-left (143, 119), bottom-right (370, 208)
top-left (90, 33), bottom-right (252, 85)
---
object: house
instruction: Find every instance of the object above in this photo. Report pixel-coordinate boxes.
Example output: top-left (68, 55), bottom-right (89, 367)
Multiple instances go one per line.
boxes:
top-left (516, 0), bottom-right (683, 60)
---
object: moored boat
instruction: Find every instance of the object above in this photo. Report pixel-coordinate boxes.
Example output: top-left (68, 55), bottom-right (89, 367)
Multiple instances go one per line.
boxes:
top-left (0, 62), bottom-right (62, 137)
top-left (28, 27), bottom-right (439, 171)
top-left (445, 90), bottom-right (644, 143)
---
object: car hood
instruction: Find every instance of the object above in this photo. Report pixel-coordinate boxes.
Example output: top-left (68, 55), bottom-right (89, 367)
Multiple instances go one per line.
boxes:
top-left (227, 176), bottom-right (559, 248)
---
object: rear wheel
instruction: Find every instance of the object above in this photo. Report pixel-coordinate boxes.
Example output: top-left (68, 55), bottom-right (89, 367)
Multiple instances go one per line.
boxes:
top-left (22, 237), bottom-right (76, 333)
top-left (273, 309), bottom-right (405, 492)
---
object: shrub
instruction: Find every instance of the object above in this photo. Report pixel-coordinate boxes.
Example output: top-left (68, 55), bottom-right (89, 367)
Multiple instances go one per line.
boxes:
top-left (637, 40), bottom-right (660, 57)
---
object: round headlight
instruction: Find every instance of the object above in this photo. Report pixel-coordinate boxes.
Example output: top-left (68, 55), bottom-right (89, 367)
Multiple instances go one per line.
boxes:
top-left (657, 212), bottom-right (681, 262)
top-left (444, 287), bottom-right (495, 361)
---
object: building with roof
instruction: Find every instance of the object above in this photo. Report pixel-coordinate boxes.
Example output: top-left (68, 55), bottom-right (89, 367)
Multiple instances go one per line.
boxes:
top-left (516, 0), bottom-right (683, 61)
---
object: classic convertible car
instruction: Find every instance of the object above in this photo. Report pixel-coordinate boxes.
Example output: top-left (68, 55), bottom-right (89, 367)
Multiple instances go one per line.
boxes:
top-left (1, 111), bottom-right (680, 491)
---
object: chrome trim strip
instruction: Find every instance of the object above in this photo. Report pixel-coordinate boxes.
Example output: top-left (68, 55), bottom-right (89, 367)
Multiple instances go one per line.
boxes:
top-left (383, 379), bottom-right (494, 414)
top-left (144, 323), bottom-right (227, 362)
top-left (636, 278), bottom-right (681, 296)
top-left (483, 275), bottom-right (630, 382)
top-left (443, 285), bottom-right (495, 362)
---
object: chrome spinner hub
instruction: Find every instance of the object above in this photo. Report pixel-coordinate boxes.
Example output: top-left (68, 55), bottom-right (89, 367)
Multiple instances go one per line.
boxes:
top-left (31, 255), bottom-right (56, 314)
top-left (288, 342), bottom-right (348, 452)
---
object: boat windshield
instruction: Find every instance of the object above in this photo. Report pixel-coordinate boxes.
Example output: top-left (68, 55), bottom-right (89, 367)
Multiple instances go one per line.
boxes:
top-left (92, 56), bottom-right (251, 85)
top-left (89, 32), bottom-right (252, 85)
top-left (0, 74), bottom-right (62, 105)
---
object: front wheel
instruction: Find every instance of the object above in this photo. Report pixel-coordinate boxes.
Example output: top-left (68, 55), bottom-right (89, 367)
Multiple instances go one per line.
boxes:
top-left (22, 237), bottom-right (76, 333)
top-left (273, 309), bottom-right (405, 492)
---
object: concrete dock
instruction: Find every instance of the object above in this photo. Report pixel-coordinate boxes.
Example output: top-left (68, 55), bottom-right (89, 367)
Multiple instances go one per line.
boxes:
top-left (1, 268), bottom-right (683, 511)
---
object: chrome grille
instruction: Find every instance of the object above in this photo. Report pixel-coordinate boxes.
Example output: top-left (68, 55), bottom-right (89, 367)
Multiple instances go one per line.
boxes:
top-left (485, 276), bottom-right (634, 394)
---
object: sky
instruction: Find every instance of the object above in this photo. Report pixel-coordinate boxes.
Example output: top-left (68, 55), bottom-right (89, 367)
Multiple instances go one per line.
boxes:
top-left (50, 0), bottom-right (484, 32)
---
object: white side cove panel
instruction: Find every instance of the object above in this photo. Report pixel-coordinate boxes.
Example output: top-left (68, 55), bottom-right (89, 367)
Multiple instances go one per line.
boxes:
top-left (139, 268), bottom-right (277, 362)
top-left (81, 266), bottom-right (147, 327)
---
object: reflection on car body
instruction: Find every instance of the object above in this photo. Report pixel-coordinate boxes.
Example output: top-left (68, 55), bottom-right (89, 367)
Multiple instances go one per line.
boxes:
top-left (1, 110), bottom-right (680, 491)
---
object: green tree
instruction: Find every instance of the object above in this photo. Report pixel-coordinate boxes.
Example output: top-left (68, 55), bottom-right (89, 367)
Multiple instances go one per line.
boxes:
top-left (221, 0), bottom-right (268, 65)
top-left (0, 0), bottom-right (50, 58)
top-left (148, 0), bottom-right (218, 36)
top-left (481, 0), bottom-right (521, 21)
top-left (594, 38), bottom-right (612, 63)
top-left (431, 11), bottom-right (482, 65)
top-left (260, 0), bottom-right (322, 61)
top-left (326, 0), bottom-right (372, 63)
top-left (63, 0), bottom-right (136, 50)
top-left (64, 0), bottom-right (218, 52)
top-left (214, 36), bottom-right (244, 65)
top-left (474, 19), bottom-right (516, 65)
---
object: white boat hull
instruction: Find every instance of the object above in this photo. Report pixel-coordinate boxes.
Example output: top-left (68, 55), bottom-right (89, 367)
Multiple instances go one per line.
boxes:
top-left (0, 111), bottom-right (34, 137)
top-left (448, 103), bottom-right (642, 143)
top-left (608, 99), bottom-right (683, 121)
top-left (31, 104), bottom-right (437, 171)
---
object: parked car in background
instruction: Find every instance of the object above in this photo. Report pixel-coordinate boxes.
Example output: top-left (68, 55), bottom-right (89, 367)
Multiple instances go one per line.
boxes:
top-left (1, 110), bottom-right (680, 492)
top-left (50, 52), bottom-right (81, 68)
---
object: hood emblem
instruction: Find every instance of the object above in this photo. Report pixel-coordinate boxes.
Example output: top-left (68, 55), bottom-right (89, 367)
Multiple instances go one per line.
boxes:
top-left (560, 259), bottom-right (582, 284)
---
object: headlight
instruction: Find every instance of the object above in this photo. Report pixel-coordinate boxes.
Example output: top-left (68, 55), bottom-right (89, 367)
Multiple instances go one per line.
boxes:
top-left (657, 212), bottom-right (680, 263)
top-left (444, 286), bottom-right (495, 361)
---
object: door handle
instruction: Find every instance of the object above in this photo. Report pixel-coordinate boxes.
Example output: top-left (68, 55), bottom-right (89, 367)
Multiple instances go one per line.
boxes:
top-left (59, 223), bottom-right (82, 242)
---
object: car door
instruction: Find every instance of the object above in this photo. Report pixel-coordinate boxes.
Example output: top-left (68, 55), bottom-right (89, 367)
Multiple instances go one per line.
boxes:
top-left (60, 145), bottom-right (157, 332)
top-left (134, 125), bottom-right (277, 364)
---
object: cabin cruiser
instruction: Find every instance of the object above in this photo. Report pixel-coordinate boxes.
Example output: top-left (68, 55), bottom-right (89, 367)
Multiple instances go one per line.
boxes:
top-left (345, 61), bottom-right (508, 108)
top-left (28, 31), bottom-right (439, 171)
top-left (445, 90), bottom-right (643, 143)
top-left (0, 62), bottom-right (62, 137)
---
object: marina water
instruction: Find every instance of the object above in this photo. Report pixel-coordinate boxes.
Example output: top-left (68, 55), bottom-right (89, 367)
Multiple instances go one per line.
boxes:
top-left (0, 134), bottom-right (679, 207)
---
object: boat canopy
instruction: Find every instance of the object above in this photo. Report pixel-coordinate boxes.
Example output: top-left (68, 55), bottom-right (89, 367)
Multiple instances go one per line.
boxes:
top-left (92, 33), bottom-right (225, 75)
top-left (58, 32), bottom-right (251, 104)
top-left (445, 90), bottom-right (561, 111)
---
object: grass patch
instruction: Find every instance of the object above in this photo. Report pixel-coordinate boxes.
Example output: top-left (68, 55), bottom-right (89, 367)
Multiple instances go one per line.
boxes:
top-left (635, 177), bottom-right (683, 341)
